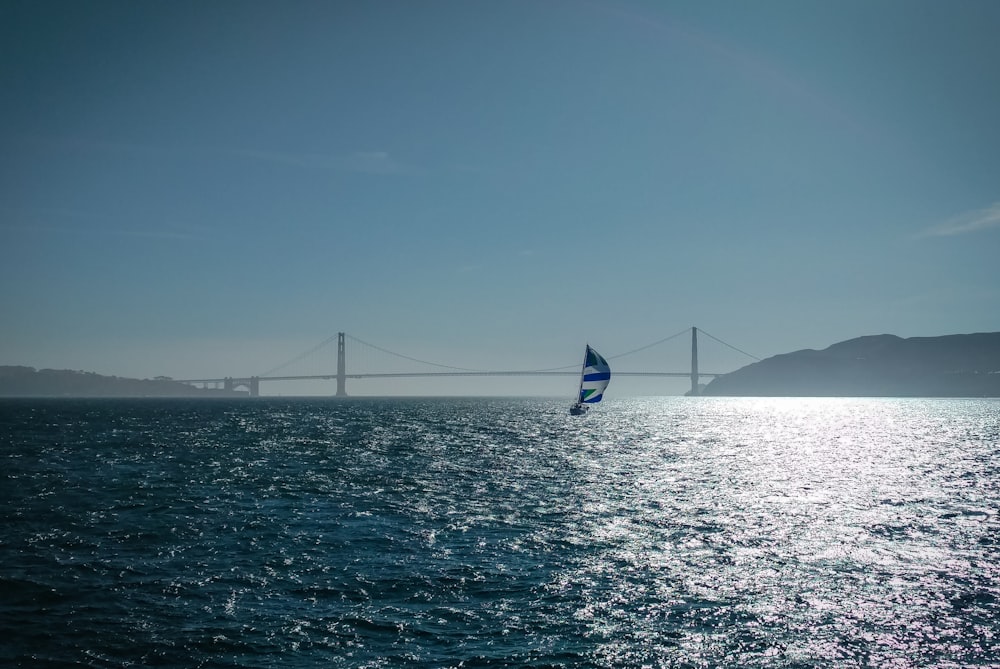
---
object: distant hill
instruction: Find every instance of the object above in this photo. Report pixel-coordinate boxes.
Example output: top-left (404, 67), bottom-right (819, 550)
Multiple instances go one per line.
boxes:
top-left (0, 366), bottom-right (247, 398)
top-left (702, 332), bottom-right (1000, 397)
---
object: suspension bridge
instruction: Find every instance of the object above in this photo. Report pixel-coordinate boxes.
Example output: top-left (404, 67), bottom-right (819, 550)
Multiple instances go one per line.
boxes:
top-left (175, 327), bottom-right (758, 397)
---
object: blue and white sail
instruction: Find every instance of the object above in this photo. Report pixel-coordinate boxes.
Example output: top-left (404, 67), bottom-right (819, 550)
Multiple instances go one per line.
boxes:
top-left (578, 345), bottom-right (611, 404)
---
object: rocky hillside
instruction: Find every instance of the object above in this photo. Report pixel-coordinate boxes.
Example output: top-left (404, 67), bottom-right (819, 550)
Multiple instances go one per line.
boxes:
top-left (702, 332), bottom-right (1000, 397)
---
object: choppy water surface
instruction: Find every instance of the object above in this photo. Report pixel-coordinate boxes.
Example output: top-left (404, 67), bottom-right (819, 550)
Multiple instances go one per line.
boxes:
top-left (2, 397), bottom-right (999, 667)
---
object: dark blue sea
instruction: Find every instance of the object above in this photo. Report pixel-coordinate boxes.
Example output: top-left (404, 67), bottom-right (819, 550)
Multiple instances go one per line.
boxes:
top-left (2, 397), bottom-right (999, 668)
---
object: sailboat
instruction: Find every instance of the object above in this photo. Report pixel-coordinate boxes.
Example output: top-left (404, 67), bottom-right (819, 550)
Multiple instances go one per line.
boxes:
top-left (570, 345), bottom-right (611, 415)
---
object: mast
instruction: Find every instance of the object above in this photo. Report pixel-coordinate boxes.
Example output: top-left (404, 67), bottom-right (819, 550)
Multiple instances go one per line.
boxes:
top-left (576, 345), bottom-right (589, 403)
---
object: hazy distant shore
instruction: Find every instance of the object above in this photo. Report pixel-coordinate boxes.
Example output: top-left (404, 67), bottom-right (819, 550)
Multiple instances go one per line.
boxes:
top-left (0, 366), bottom-right (247, 398)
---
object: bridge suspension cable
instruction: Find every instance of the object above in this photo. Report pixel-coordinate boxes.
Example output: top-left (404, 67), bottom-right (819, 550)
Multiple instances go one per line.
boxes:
top-left (258, 333), bottom-right (339, 377)
top-left (605, 327), bottom-right (692, 361)
top-left (252, 326), bottom-right (758, 382)
top-left (524, 329), bottom-right (691, 373)
top-left (346, 334), bottom-right (488, 372)
top-left (697, 328), bottom-right (761, 361)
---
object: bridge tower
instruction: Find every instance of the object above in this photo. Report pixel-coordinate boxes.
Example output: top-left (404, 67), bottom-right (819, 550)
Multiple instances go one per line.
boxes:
top-left (336, 332), bottom-right (347, 396)
top-left (690, 327), bottom-right (700, 396)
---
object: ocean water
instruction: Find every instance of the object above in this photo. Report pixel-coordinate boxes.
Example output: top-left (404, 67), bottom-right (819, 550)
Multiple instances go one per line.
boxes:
top-left (2, 396), bottom-right (999, 668)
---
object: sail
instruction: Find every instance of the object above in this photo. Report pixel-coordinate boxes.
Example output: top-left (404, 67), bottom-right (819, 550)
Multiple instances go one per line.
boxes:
top-left (578, 346), bottom-right (611, 404)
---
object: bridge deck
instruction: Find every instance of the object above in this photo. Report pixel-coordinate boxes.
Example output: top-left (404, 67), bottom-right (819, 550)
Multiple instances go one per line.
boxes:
top-left (177, 371), bottom-right (723, 384)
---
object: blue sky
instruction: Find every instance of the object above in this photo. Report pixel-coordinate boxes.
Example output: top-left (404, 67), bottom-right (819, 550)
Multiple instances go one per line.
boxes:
top-left (2, 0), bottom-right (998, 395)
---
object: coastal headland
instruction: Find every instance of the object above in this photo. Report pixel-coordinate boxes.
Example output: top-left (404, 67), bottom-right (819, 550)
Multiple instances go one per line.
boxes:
top-left (702, 332), bottom-right (1000, 397)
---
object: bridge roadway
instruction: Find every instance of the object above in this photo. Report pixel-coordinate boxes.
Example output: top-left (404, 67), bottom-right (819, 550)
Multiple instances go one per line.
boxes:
top-left (178, 370), bottom-right (723, 384)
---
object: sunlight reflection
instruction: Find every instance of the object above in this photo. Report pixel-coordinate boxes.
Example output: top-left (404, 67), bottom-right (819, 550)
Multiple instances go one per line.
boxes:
top-left (548, 397), bottom-right (999, 665)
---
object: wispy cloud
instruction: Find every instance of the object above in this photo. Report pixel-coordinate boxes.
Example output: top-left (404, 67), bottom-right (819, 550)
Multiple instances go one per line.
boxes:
top-left (1, 222), bottom-right (206, 242)
top-left (920, 202), bottom-right (1000, 237)
top-left (229, 148), bottom-right (414, 175)
top-left (9, 135), bottom-right (415, 176)
top-left (0, 207), bottom-right (208, 241)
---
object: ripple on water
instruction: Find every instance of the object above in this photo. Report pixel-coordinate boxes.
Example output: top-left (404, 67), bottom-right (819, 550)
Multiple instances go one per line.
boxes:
top-left (1, 396), bottom-right (999, 666)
